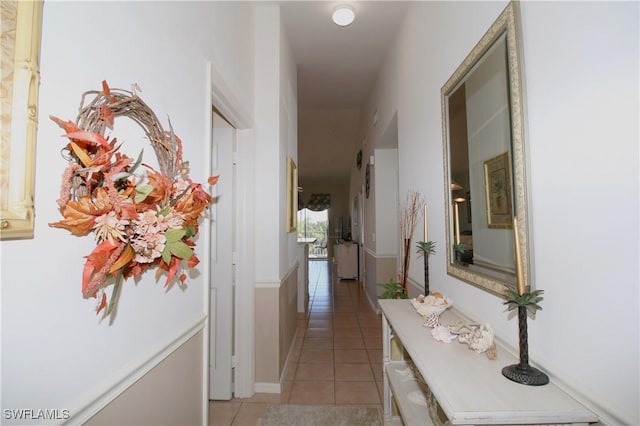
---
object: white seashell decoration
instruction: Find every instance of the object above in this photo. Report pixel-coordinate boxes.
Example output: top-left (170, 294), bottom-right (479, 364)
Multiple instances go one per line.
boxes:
top-left (410, 293), bottom-right (453, 318)
top-left (407, 390), bottom-right (428, 406)
top-left (451, 322), bottom-right (497, 359)
top-left (430, 325), bottom-right (457, 343)
top-left (423, 313), bottom-right (440, 328)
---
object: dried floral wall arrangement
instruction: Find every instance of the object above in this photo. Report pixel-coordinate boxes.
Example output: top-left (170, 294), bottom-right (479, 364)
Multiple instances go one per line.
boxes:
top-left (49, 81), bottom-right (217, 319)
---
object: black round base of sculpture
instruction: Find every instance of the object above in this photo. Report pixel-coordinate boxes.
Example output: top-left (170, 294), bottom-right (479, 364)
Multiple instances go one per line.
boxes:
top-left (502, 363), bottom-right (549, 386)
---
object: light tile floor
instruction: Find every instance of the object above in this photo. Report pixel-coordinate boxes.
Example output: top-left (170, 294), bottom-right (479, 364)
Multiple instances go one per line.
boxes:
top-left (209, 259), bottom-right (383, 426)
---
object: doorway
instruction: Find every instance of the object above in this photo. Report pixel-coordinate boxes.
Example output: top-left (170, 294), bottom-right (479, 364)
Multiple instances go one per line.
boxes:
top-left (209, 109), bottom-right (235, 400)
top-left (297, 208), bottom-right (328, 259)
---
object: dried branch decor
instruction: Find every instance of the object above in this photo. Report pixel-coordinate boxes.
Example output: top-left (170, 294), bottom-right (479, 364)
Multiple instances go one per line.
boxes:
top-left (399, 190), bottom-right (423, 294)
top-left (76, 83), bottom-right (179, 180)
top-left (49, 81), bottom-right (218, 318)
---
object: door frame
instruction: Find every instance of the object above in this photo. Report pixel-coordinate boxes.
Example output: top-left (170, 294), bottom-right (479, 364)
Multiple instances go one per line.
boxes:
top-left (203, 61), bottom-right (255, 404)
top-left (208, 111), bottom-right (235, 400)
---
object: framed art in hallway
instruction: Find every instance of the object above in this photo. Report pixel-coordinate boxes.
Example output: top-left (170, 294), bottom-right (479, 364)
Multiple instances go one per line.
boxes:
top-left (286, 156), bottom-right (298, 232)
top-left (0, 0), bottom-right (43, 240)
top-left (483, 152), bottom-right (513, 229)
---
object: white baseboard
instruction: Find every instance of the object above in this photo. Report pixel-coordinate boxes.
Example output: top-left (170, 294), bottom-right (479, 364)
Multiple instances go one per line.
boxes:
top-left (254, 382), bottom-right (281, 394)
top-left (365, 287), bottom-right (381, 315)
top-left (254, 328), bottom-right (300, 396)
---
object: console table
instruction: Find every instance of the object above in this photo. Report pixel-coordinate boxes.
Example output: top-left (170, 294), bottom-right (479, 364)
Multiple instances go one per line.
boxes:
top-left (379, 299), bottom-right (598, 425)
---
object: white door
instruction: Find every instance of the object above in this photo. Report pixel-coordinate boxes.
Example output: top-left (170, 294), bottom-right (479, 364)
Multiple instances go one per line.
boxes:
top-left (209, 110), bottom-right (235, 400)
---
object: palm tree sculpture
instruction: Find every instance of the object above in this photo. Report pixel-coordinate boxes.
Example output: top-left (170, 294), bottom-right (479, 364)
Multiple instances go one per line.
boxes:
top-left (501, 286), bottom-right (549, 386)
top-left (416, 241), bottom-right (436, 296)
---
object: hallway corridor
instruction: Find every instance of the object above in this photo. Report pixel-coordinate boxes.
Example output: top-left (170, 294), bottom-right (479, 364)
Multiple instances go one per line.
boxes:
top-left (209, 260), bottom-right (384, 425)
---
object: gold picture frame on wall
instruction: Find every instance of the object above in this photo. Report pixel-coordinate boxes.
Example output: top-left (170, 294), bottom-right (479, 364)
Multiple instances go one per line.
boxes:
top-left (286, 156), bottom-right (297, 232)
top-left (483, 152), bottom-right (513, 229)
top-left (1, 0), bottom-right (43, 240)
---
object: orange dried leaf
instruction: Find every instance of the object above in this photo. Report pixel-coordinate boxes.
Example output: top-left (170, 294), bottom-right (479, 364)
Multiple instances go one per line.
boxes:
top-left (173, 186), bottom-right (212, 227)
top-left (93, 188), bottom-right (113, 210)
top-left (82, 241), bottom-right (120, 296)
top-left (101, 105), bottom-right (115, 129)
top-left (165, 256), bottom-right (180, 287)
top-left (50, 202), bottom-right (97, 236)
top-left (69, 141), bottom-right (93, 167)
top-left (102, 80), bottom-right (111, 96)
top-left (187, 254), bottom-right (200, 268)
top-left (130, 264), bottom-right (144, 280)
top-left (119, 202), bottom-right (138, 220)
top-left (96, 293), bottom-right (107, 314)
top-left (141, 170), bottom-right (172, 205)
top-left (109, 244), bottom-right (135, 274)
top-left (66, 130), bottom-right (111, 149)
top-left (208, 175), bottom-right (219, 186)
top-left (49, 189), bottom-right (112, 236)
top-left (155, 265), bottom-right (163, 281)
top-left (50, 115), bottom-right (80, 134)
top-left (82, 259), bottom-right (97, 296)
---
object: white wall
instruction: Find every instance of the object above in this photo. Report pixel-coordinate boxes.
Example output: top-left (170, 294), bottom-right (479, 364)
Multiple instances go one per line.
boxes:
top-left (358, 1), bottom-right (639, 424)
top-left (254, 5), bottom-right (282, 284)
top-left (280, 9), bottom-right (299, 280)
top-left (374, 149), bottom-right (399, 256)
top-left (1, 1), bottom-right (255, 422)
top-left (253, 4), bottom-right (298, 283)
top-left (519, 3), bottom-right (638, 423)
top-left (253, 3), bottom-right (299, 391)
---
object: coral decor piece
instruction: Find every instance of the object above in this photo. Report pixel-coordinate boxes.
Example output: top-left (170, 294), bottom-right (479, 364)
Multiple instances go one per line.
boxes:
top-left (399, 190), bottom-right (422, 294)
top-left (450, 322), bottom-right (497, 360)
top-left (49, 81), bottom-right (218, 318)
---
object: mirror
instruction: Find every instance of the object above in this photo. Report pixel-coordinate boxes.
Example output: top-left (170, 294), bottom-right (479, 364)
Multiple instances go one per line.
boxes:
top-left (1, 0), bottom-right (43, 240)
top-left (441, 2), bottom-right (529, 296)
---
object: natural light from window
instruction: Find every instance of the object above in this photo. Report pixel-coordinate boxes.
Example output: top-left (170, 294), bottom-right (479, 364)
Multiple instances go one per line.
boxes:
top-left (297, 208), bottom-right (328, 259)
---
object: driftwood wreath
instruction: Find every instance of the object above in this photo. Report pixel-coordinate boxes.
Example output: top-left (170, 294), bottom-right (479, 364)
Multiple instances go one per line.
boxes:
top-left (50, 81), bottom-right (217, 317)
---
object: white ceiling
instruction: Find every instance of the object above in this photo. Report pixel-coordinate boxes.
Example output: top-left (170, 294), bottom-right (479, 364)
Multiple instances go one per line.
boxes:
top-left (279, 1), bottom-right (410, 182)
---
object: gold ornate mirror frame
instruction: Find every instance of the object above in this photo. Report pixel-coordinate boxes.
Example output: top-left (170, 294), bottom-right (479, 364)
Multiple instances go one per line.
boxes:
top-left (441, 2), bottom-right (530, 296)
top-left (1, 0), bottom-right (43, 240)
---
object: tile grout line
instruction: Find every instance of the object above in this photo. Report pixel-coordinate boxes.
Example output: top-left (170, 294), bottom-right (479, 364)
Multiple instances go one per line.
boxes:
top-left (214, 259), bottom-right (382, 425)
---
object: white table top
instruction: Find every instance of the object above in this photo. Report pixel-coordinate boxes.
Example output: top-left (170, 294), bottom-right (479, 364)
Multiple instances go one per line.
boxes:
top-left (379, 299), bottom-right (598, 425)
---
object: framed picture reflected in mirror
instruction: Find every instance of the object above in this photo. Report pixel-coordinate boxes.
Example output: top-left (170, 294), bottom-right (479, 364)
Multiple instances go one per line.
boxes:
top-left (483, 152), bottom-right (513, 229)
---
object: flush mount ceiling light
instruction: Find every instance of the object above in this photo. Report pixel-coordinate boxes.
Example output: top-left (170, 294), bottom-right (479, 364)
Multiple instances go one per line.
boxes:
top-left (332, 4), bottom-right (355, 27)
